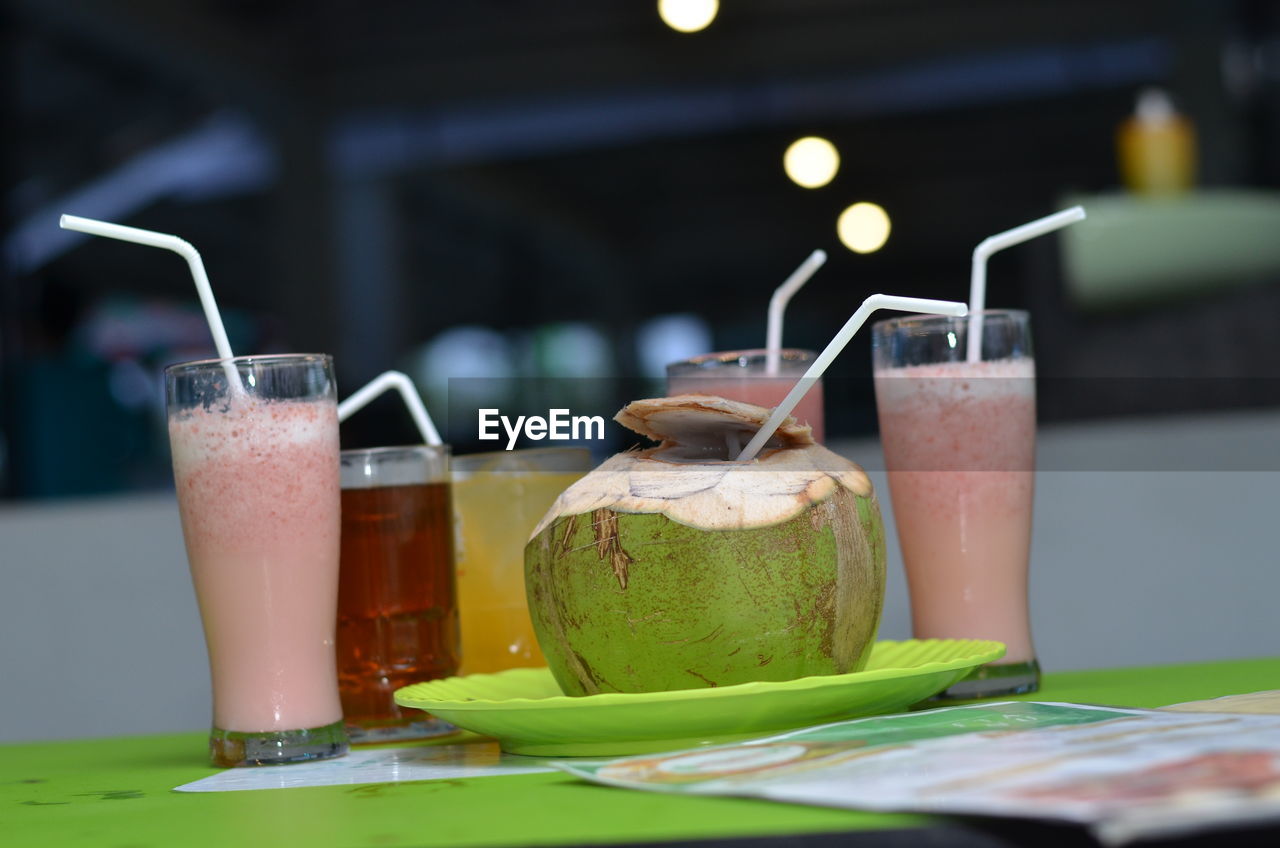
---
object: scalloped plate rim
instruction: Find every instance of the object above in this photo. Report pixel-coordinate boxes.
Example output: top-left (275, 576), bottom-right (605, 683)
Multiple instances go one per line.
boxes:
top-left (396, 638), bottom-right (1005, 712)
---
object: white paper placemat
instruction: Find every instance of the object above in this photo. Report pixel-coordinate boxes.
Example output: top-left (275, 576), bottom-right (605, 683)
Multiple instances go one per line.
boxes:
top-left (175, 741), bottom-right (554, 792)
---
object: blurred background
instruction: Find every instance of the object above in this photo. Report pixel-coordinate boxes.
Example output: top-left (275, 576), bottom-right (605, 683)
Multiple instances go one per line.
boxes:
top-left (2, 1), bottom-right (1279, 740)
top-left (5, 0), bottom-right (1280, 497)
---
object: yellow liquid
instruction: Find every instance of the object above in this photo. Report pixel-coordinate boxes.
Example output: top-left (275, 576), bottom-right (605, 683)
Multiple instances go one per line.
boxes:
top-left (452, 468), bottom-right (584, 674)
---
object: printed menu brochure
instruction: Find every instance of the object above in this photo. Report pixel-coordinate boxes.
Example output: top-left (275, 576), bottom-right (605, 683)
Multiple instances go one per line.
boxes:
top-left (554, 700), bottom-right (1280, 845)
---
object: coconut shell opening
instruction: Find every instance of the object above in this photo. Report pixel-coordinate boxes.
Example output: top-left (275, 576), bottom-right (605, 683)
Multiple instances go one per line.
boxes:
top-left (529, 394), bottom-right (873, 537)
top-left (615, 394), bottom-right (813, 462)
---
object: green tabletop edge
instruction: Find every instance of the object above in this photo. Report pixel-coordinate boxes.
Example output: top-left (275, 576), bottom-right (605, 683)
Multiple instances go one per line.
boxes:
top-left (3, 656), bottom-right (1276, 848)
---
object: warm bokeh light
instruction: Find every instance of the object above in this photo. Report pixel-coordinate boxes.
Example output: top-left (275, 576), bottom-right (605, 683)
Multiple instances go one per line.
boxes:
top-left (658, 0), bottom-right (719, 33)
top-left (783, 137), bottom-right (840, 188)
top-left (837, 202), bottom-right (891, 254)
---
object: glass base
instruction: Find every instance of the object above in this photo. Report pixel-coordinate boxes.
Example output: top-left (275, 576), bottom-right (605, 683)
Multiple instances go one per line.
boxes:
top-left (346, 716), bottom-right (457, 745)
top-left (209, 719), bottom-right (349, 768)
top-left (933, 658), bottom-right (1041, 701)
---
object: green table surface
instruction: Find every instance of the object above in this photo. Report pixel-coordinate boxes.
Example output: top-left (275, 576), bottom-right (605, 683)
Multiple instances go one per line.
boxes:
top-left (4, 657), bottom-right (1277, 848)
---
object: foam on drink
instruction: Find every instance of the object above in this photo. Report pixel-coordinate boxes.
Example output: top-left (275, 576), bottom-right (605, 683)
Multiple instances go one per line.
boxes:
top-left (874, 358), bottom-right (1035, 471)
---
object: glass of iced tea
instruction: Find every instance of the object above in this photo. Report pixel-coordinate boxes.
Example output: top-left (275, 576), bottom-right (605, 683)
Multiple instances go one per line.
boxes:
top-left (666, 349), bottom-right (825, 442)
top-left (452, 447), bottom-right (591, 674)
top-left (338, 445), bottom-right (459, 742)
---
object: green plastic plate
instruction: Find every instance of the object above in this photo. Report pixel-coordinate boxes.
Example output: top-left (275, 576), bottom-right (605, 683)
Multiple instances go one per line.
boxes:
top-left (395, 639), bottom-right (1005, 756)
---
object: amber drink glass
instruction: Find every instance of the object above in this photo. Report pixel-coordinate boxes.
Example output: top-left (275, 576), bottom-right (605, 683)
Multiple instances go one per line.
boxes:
top-left (338, 445), bottom-right (459, 742)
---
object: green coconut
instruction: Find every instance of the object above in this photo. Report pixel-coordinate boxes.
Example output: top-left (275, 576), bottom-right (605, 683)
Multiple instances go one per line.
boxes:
top-left (524, 395), bottom-right (886, 696)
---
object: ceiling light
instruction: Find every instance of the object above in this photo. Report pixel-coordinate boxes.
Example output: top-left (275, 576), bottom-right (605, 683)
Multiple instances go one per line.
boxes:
top-left (658, 0), bottom-right (719, 34)
top-left (837, 203), bottom-right (891, 254)
top-left (783, 137), bottom-right (840, 189)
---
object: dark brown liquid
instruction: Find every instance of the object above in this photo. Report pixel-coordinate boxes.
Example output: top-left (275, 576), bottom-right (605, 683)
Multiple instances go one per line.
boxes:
top-left (337, 481), bottom-right (459, 727)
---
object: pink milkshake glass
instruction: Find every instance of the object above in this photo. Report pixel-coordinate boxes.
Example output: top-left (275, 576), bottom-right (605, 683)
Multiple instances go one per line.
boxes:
top-left (165, 354), bottom-right (349, 766)
top-left (666, 349), bottom-right (825, 442)
top-left (871, 310), bottom-right (1038, 698)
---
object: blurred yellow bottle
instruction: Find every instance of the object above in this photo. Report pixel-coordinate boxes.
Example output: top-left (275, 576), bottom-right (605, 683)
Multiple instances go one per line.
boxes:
top-left (1117, 88), bottom-right (1197, 196)
top-left (451, 448), bottom-right (587, 674)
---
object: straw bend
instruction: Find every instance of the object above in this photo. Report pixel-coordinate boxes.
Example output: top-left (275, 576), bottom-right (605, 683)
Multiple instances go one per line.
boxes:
top-left (59, 214), bottom-right (236, 364)
top-left (766, 249), bottom-right (828, 374)
top-left (736, 293), bottom-right (968, 462)
top-left (337, 370), bottom-right (443, 447)
top-left (967, 205), bottom-right (1085, 363)
top-left (58, 213), bottom-right (247, 395)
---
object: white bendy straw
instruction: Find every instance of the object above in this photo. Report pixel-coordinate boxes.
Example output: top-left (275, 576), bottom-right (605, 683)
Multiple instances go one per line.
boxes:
top-left (736, 294), bottom-right (968, 462)
top-left (337, 370), bottom-right (442, 447)
top-left (967, 206), bottom-right (1085, 362)
top-left (60, 214), bottom-right (244, 391)
top-left (765, 249), bottom-right (827, 374)
top-left (60, 214), bottom-right (235, 361)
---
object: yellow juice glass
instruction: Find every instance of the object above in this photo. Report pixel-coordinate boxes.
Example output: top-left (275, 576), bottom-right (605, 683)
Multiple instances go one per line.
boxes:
top-left (451, 448), bottom-right (590, 674)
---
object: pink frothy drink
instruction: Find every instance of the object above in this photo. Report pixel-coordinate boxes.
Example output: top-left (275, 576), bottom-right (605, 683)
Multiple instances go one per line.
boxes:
top-left (666, 349), bottom-right (825, 442)
top-left (872, 311), bottom-right (1039, 698)
top-left (165, 354), bottom-right (348, 767)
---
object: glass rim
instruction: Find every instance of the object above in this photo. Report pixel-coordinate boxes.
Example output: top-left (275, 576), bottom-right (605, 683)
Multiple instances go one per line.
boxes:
top-left (163, 352), bottom-right (332, 375)
top-left (340, 444), bottom-right (451, 461)
top-left (451, 446), bottom-right (592, 477)
top-left (341, 443), bottom-right (450, 488)
top-left (451, 446), bottom-right (591, 464)
top-left (871, 308), bottom-right (1028, 333)
top-left (667, 348), bottom-right (816, 370)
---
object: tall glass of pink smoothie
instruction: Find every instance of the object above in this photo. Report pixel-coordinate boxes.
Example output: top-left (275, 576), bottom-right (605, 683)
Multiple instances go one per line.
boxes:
top-left (165, 354), bottom-right (349, 766)
top-left (666, 349), bottom-right (825, 442)
top-left (872, 310), bottom-right (1038, 697)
